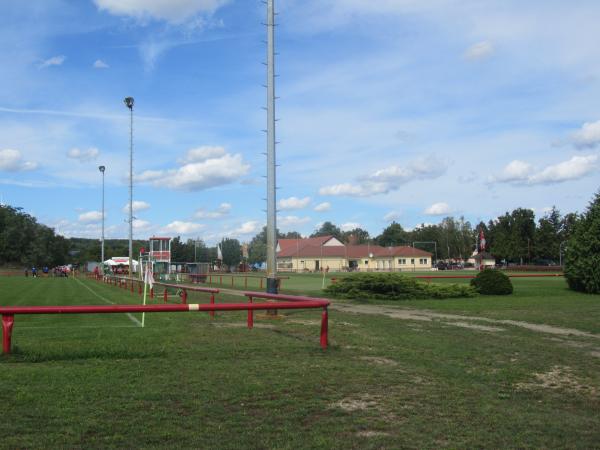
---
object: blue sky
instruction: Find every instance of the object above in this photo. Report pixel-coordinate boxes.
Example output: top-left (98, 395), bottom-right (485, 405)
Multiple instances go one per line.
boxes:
top-left (1, 0), bottom-right (599, 244)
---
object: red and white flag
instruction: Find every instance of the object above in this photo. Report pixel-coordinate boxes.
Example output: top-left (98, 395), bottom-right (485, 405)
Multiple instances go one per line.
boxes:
top-left (479, 229), bottom-right (486, 253)
top-left (144, 264), bottom-right (154, 289)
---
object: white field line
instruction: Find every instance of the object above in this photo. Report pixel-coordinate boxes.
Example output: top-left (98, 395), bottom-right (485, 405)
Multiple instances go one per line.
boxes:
top-left (74, 277), bottom-right (143, 327)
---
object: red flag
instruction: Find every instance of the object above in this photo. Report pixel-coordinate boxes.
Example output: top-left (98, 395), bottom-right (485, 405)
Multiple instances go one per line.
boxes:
top-left (479, 229), bottom-right (486, 253)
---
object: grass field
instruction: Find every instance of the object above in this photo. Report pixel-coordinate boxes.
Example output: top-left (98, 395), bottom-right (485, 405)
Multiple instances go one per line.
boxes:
top-left (1, 274), bottom-right (599, 448)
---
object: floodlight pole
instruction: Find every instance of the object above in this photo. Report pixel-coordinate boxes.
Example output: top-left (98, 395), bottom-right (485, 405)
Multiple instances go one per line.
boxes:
top-left (124, 97), bottom-right (134, 277)
top-left (99, 166), bottom-right (106, 264)
top-left (265, 0), bottom-right (278, 294)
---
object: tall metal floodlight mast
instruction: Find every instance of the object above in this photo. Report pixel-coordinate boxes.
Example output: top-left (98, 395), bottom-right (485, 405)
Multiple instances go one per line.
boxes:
top-left (98, 165), bottom-right (106, 264)
top-left (124, 97), bottom-right (134, 276)
top-left (265, 0), bottom-right (278, 294)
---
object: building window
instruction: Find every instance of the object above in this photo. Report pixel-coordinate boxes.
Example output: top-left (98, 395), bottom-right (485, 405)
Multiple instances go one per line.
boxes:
top-left (419, 258), bottom-right (427, 264)
top-left (398, 258), bottom-right (406, 265)
top-left (411, 258), bottom-right (415, 264)
top-left (364, 260), bottom-right (369, 265)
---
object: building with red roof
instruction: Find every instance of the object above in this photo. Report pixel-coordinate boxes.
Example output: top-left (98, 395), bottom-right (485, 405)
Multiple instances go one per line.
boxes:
top-left (276, 236), bottom-right (432, 272)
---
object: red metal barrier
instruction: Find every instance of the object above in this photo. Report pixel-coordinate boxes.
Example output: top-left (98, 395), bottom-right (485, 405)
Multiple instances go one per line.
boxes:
top-left (243, 291), bottom-right (330, 349)
top-left (1, 300), bottom-right (330, 354)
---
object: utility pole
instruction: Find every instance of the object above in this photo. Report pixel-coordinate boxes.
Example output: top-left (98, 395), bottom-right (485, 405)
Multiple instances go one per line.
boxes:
top-left (124, 97), bottom-right (134, 276)
top-left (265, 0), bottom-right (278, 294)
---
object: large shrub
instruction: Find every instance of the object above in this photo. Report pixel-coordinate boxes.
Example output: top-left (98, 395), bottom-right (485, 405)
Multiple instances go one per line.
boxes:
top-left (564, 191), bottom-right (600, 294)
top-left (470, 269), bottom-right (513, 295)
top-left (324, 273), bottom-right (476, 301)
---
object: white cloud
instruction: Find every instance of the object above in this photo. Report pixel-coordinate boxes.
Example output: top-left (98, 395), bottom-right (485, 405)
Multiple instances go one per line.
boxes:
top-left (319, 156), bottom-right (447, 197)
top-left (492, 160), bottom-right (533, 183)
top-left (384, 211), bottom-right (401, 222)
top-left (194, 202), bottom-right (231, 219)
top-left (278, 196), bottom-right (311, 210)
top-left (94, 0), bottom-right (228, 24)
top-left (491, 155), bottom-right (599, 185)
top-left (122, 201), bottom-right (151, 214)
top-left (314, 202), bottom-right (331, 212)
top-left (529, 155), bottom-right (598, 184)
top-left (67, 147), bottom-right (100, 162)
top-left (278, 215), bottom-right (311, 228)
top-left (180, 146), bottom-right (226, 163)
top-left (93, 59), bottom-right (109, 69)
top-left (424, 202), bottom-right (452, 216)
top-left (136, 149), bottom-right (250, 191)
top-left (341, 222), bottom-right (362, 232)
top-left (133, 219), bottom-right (152, 230)
top-left (573, 120), bottom-right (600, 149)
top-left (39, 55), bottom-right (65, 69)
top-left (0, 149), bottom-right (38, 172)
top-left (234, 221), bottom-right (261, 235)
top-left (163, 220), bottom-right (205, 235)
top-left (464, 41), bottom-right (494, 60)
top-left (78, 211), bottom-right (103, 223)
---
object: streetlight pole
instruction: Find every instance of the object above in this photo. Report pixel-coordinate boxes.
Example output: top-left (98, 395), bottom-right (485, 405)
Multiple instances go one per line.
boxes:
top-left (99, 165), bottom-right (106, 265)
top-left (124, 97), bottom-right (134, 276)
top-left (559, 241), bottom-right (567, 266)
top-left (265, 0), bottom-right (278, 294)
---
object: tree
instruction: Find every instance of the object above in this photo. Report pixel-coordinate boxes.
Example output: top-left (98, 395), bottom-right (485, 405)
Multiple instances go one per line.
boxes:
top-left (535, 207), bottom-right (562, 261)
top-left (248, 228), bottom-right (268, 266)
top-left (220, 238), bottom-right (241, 271)
top-left (310, 221), bottom-right (343, 241)
top-left (376, 222), bottom-right (409, 247)
top-left (564, 191), bottom-right (600, 293)
top-left (489, 208), bottom-right (535, 263)
top-left (343, 228), bottom-right (370, 245)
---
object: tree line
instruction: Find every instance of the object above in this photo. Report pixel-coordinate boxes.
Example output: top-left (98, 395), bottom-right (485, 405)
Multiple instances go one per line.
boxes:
top-left (0, 203), bottom-right (585, 268)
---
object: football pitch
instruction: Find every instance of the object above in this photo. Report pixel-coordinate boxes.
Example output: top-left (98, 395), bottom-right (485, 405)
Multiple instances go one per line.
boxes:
top-left (1, 274), bottom-right (599, 448)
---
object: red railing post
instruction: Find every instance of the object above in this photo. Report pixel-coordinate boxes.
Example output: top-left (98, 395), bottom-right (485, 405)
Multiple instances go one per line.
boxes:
top-left (138, 282), bottom-right (142, 295)
top-left (150, 287), bottom-right (154, 299)
top-left (130, 279), bottom-right (134, 293)
top-left (210, 294), bottom-right (215, 319)
top-left (164, 288), bottom-right (168, 303)
top-left (247, 296), bottom-right (253, 329)
top-left (2, 314), bottom-right (15, 354)
top-left (320, 307), bottom-right (328, 349)
top-left (182, 289), bottom-right (187, 305)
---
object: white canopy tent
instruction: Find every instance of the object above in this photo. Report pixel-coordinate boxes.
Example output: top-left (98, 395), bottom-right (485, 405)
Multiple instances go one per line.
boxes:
top-left (104, 257), bottom-right (139, 272)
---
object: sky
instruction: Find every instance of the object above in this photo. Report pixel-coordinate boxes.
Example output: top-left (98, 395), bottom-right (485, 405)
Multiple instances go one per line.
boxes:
top-left (0, 0), bottom-right (599, 245)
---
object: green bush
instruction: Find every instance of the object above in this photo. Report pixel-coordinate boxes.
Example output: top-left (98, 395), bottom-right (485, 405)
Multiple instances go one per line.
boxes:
top-left (470, 269), bottom-right (513, 295)
top-left (324, 273), bottom-right (476, 301)
top-left (564, 191), bottom-right (600, 294)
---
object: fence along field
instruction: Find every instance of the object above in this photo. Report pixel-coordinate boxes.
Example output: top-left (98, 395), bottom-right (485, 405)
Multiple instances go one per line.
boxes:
top-left (0, 273), bottom-right (599, 448)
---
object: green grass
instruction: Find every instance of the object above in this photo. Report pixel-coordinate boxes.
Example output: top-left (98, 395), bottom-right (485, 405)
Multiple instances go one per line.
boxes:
top-left (203, 272), bottom-right (600, 333)
top-left (1, 275), bottom-right (599, 448)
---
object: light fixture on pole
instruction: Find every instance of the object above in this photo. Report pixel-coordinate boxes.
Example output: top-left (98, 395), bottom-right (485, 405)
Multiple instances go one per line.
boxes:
top-left (98, 165), bottom-right (106, 266)
top-left (124, 96), bottom-right (134, 276)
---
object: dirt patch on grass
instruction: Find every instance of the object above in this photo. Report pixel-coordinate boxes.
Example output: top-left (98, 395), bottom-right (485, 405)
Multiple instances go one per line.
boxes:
top-left (331, 303), bottom-right (599, 339)
top-left (288, 319), bottom-right (320, 326)
top-left (332, 395), bottom-right (380, 412)
top-left (516, 366), bottom-right (598, 398)
top-left (445, 321), bottom-right (505, 332)
top-left (356, 431), bottom-right (390, 438)
top-left (209, 322), bottom-right (275, 329)
top-left (590, 351), bottom-right (600, 358)
top-left (359, 356), bottom-right (399, 366)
